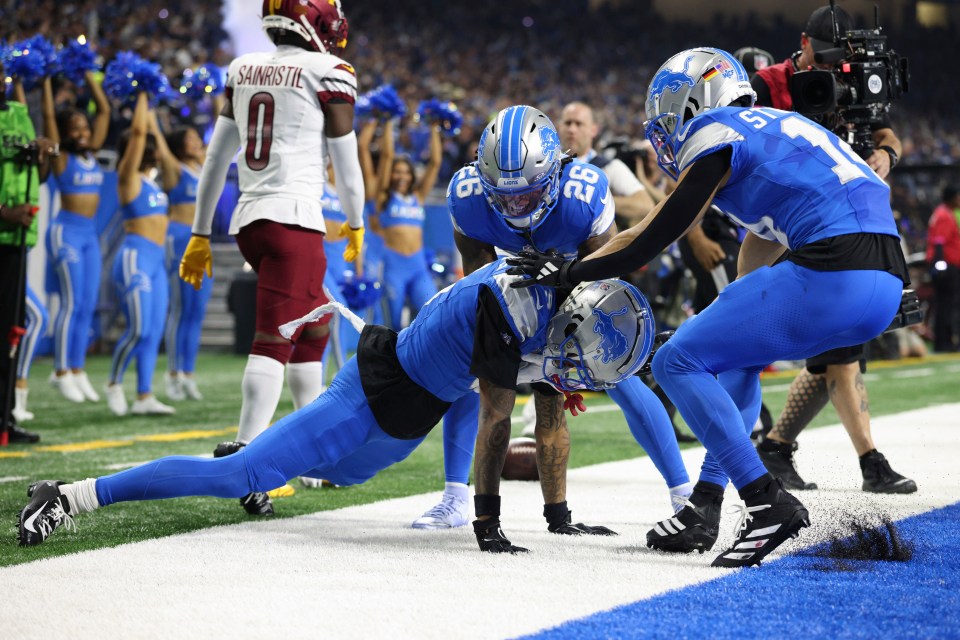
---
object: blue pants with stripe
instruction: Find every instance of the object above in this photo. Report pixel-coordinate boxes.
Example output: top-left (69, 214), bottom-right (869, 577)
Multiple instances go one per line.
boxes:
top-left (47, 210), bottom-right (99, 371)
top-left (165, 222), bottom-right (212, 374)
top-left (440, 373), bottom-right (690, 489)
top-left (381, 247), bottom-right (436, 329)
top-left (652, 262), bottom-right (903, 490)
top-left (110, 234), bottom-right (169, 394)
top-left (323, 237), bottom-right (349, 368)
top-left (95, 357), bottom-right (425, 505)
top-left (17, 286), bottom-right (48, 379)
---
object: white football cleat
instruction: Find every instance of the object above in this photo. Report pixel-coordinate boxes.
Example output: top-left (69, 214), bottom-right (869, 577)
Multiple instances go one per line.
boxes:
top-left (165, 372), bottom-right (186, 401)
top-left (73, 371), bottom-right (100, 402)
top-left (50, 372), bottom-right (85, 403)
top-left (180, 376), bottom-right (203, 400)
top-left (131, 395), bottom-right (176, 416)
top-left (105, 384), bottom-right (129, 416)
top-left (412, 490), bottom-right (470, 529)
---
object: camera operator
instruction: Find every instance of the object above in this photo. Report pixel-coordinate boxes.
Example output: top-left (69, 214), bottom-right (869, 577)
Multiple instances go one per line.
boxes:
top-left (752, 5), bottom-right (902, 178)
top-left (1, 70), bottom-right (55, 444)
top-left (750, 5), bottom-right (916, 494)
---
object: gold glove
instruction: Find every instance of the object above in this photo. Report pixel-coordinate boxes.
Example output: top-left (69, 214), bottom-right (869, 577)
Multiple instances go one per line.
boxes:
top-left (179, 235), bottom-right (213, 291)
top-left (340, 223), bottom-right (365, 263)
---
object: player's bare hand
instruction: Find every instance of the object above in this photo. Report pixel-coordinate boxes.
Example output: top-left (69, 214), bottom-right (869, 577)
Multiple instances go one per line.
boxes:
top-left (179, 235), bottom-right (213, 290)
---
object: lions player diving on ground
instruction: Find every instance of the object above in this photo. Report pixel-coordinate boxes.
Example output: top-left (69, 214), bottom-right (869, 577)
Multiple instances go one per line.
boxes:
top-left (18, 259), bottom-right (654, 554)
top-left (507, 48), bottom-right (909, 568)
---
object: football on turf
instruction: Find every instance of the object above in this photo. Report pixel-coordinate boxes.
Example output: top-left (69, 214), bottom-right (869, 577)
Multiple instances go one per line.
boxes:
top-left (502, 437), bottom-right (539, 481)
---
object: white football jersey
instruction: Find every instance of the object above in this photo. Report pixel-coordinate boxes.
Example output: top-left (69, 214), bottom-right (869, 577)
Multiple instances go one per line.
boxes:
top-left (226, 45), bottom-right (357, 235)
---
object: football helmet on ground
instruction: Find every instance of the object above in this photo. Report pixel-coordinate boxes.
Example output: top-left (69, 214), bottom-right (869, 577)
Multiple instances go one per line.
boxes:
top-left (542, 279), bottom-right (655, 391)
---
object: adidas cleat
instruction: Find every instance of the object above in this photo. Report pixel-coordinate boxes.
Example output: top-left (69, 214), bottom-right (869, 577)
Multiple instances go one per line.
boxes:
top-left (18, 480), bottom-right (75, 546)
top-left (412, 492), bottom-right (470, 530)
top-left (213, 441), bottom-right (275, 516)
top-left (757, 439), bottom-right (817, 490)
top-left (712, 477), bottom-right (810, 568)
top-left (647, 483), bottom-right (723, 553)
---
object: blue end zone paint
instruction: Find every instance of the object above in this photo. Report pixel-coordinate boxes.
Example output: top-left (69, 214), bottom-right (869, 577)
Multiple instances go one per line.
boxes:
top-left (522, 503), bottom-right (960, 640)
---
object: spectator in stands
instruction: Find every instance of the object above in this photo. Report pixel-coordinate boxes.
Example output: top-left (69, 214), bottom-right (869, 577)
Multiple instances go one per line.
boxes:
top-left (926, 185), bottom-right (960, 352)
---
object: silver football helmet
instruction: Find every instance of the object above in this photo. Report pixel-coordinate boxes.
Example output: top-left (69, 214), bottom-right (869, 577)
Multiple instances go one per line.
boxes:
top-left (476, 105), bottom-right (564, 231)
top-left (644, 47), bottom-right (756, 179)
top-left (542, 280), bottom-right (655, 391)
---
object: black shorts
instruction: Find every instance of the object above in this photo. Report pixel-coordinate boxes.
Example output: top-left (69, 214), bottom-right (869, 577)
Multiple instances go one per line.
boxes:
top-left (805, 343), bottom-right (868, 374)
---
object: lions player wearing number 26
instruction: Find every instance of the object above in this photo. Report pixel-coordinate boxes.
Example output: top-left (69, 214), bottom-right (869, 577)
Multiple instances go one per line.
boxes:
top-left (506, 48), bottom-right (909, 568)
top-left (178, 0), bottom-right (366, 516)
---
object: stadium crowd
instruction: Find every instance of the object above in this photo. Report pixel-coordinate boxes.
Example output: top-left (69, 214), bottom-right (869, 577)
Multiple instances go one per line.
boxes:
top-left (2, 0), bottom-right (957, 430)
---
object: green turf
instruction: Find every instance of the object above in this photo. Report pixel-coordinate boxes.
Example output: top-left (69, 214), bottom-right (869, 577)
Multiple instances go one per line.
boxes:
top-left (2, 352), bottom-right (958, 567)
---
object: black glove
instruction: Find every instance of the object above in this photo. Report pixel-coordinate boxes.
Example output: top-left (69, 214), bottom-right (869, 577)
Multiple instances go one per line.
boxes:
top-left (544, 502), bottom-right (618, 536)
top-left (637, 330), bottom-right (675, 376)
top-left (473, 518), bottom-right (530, 554)
top-left (505, 249), bottom-right (578, 289)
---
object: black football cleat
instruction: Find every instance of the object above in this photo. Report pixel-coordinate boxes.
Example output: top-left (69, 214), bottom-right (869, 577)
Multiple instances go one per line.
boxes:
top-left (6, 423), bottom-right (40, 444)
top-left (757, 439), bottom-right (818, 490)
top-left (712, 477), bottom-right (810, 568)
top-left (213, 441), bottom-right (274, 516)
top-left (647, 482), bottom-right (723, 553)
top-left (860, 450), bottom-right (917, 494)
top-left (18, 480), bottom-right (75, 546)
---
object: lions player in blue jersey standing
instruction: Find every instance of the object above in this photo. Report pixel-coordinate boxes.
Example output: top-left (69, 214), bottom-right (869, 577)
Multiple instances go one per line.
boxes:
top-left (18, 259), bottom-right (647, 553)
top-left (508, 48), bottom-right (908, 568)
top-left (411, 106), bottom-right (691, 530)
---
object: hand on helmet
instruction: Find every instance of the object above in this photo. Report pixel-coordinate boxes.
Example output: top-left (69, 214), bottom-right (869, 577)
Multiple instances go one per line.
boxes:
top-left (506, 249), bottom-right (577, 289)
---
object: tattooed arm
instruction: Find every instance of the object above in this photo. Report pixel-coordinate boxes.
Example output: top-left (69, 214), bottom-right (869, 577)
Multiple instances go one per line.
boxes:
top-left (472, 379), bottom-right (529, 553)
top-left (473, 379), bottom-right (517, 507)
top-left (533, 389), bottom-right (569, 504)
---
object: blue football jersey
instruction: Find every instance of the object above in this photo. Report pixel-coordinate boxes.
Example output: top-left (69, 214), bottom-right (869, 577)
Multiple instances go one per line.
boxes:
top-left (447, 162), bottom-right (615, 259)
top-left (396, 258), bottom-right (555, 402)
top-left (674, 107), bottom-right (897, 249)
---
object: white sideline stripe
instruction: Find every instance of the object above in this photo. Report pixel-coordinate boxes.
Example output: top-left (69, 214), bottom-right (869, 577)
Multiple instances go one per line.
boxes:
top-left (890, 368), bottom-right (936, 379)
top-left (0, 476), bottom-right (28, 484)
top-left (762, 383), bottom-right (793, 393)
top-left (1, 404), bottom-right (958, 639)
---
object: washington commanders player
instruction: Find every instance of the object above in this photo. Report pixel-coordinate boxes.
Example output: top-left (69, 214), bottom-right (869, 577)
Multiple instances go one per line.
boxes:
top-left (178, 0), bottom-right (366, 515)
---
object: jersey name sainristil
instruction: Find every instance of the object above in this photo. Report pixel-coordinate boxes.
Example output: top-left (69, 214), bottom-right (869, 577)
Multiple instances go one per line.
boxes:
top-left (234, 64), bottom-right (305, 89)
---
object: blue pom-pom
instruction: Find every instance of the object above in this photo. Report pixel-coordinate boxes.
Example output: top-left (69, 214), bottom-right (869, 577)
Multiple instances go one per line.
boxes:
top-left (339, 272), bottom-right (382, 310)
top-left (416, 98), bottom-right (463, 136)
top-left (104, 51), bottom-right (171, 106)
top-left (57, 38), bottom-right (99, 86)
top-left (354, 92), bottom-right (373, 119)
top-left (179, 64), bottom-right (225, 102)
top-left (5, 35), bottom-right (58, 89)
top-left (369, 84), bottom-right (407, 120)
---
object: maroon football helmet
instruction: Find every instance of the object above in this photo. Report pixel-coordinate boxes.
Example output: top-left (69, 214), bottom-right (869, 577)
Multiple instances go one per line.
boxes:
top-left (261, 0), bottom-right (349, 54)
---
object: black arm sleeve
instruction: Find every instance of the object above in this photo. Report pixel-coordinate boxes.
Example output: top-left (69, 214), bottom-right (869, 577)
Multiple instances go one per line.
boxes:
top-left (470, 286), bottom-right (522, 389)
top-left (569, 147), bottom-right (732, 283)
top-left (751, 75), bottom-right (774, 108)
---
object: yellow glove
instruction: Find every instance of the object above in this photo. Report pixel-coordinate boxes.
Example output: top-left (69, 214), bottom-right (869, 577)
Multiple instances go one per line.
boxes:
top-left (179, 235), bottom-right (213, 291)
top-left (340, 223), bottom-right (364, 263)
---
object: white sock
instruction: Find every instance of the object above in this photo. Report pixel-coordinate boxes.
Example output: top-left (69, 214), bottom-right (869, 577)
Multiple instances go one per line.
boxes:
top-left (15, 387), bottom-right (28, 411)
top-left (445, 481), bottom-right (470, 501)
top-left (286, 361), bottom-right (324, 411)
top-left (60, 478), bottom-right (100, 514)
top-left (669, 481), bottom-right (694, 514)
top-left (236, 355), bottom-right (285, 444)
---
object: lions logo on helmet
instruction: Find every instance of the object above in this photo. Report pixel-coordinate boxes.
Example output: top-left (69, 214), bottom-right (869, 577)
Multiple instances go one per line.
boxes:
top-left (476, 105), bottom-right (565, 232)
top-left (542, 280), bottom-right (655, 391)
top-left (644, 48), bottom-right (756, 180)
top-left (261, 0), bottom-right (349, 54)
